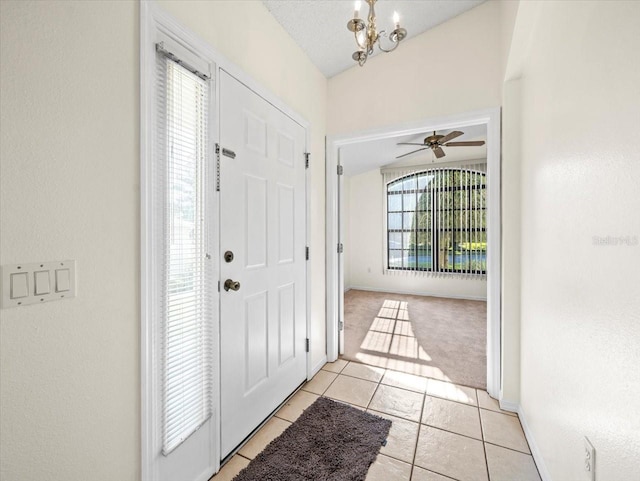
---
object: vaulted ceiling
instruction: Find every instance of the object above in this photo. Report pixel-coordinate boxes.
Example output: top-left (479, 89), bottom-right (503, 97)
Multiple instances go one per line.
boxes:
top-left (262, 0), bottom-right (485, 78)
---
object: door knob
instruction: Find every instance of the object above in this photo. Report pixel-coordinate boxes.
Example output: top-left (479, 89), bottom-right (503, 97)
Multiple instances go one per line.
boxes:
top-left (224, 279), bottom-right (241, 292)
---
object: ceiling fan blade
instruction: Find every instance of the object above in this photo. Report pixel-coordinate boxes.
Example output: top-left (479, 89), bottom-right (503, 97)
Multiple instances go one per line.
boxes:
top-left (444, 141), bottom-right (486, 147)
top-left (437, 131), bottom-right (464, 144)
top-left (396, 148), bottom-right (429, 159)
top-left (397, 142), bottom-right (427, 146)
top-left (433, 147), bottom-right (446, 159)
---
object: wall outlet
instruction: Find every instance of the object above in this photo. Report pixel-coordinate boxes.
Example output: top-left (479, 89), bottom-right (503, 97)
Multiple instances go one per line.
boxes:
top-left (584, 437), bottom-right (596, 481)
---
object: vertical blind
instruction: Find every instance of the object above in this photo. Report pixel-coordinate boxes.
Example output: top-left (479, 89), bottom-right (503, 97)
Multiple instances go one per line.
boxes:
top-left (382, 161), bottom-right (487, 279)
top-left (155, 51), bottom-right (213, 455)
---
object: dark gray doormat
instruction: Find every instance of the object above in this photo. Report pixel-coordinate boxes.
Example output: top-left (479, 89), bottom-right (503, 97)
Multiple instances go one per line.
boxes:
top-left (232, 396), bottom-right (392, 481)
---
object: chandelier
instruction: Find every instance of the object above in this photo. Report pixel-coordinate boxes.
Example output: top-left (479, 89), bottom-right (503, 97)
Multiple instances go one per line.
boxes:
top-left (347, 0), bottom-right (407, 67)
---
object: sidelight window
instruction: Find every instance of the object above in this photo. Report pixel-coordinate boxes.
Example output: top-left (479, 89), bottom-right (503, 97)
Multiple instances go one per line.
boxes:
top-left (155, 48), bottom-right (213, 455)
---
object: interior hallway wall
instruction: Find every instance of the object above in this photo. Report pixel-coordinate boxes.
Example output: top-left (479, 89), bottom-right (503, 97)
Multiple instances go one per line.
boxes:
top-left (0, 1), bottom-right (327, 480)
top-left (506, 1), bottom-right (640, 479)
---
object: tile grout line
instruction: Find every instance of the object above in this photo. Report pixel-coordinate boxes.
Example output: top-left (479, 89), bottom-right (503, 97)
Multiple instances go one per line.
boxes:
top-left (364, 370), bottom-right (384, 410)
top-left (308, 361), bottom-right (349, 397)
top-left (337, 371), bottom-right (386, 384)
top-left (483, 440), bottom-right (533, 456)
top-left (477, 402), bottom-right (492, 481)
top-left (408, 388), bottom-right (427, 480)
top-left (367, 409), bottom-right (485, 443)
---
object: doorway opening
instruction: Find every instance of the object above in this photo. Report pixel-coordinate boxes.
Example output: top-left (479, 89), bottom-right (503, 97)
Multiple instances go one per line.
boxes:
top-left (326, 108), bottom-right (501, 397)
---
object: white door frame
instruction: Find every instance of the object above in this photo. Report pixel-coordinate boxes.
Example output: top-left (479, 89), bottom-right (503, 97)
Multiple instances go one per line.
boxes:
top-left (141, 3), bottom-right (312, 479)
top-left (325, 107), bottom-right (502, 398)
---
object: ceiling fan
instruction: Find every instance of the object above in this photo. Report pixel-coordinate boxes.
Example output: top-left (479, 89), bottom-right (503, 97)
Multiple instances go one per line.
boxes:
top-left (396, 130), bottom-right (485, 159)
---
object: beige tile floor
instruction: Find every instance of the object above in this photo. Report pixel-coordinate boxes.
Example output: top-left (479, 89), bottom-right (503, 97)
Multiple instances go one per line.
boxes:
top-left (211, 359), bottom-right (541, 481)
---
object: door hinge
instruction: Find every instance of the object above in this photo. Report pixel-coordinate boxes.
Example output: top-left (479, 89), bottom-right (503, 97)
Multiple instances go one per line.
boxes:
top-left (337, 243), bottom-right (343, 254)
top-left (305, 338), bottom-right (310, 353)
top-left (337, 164), bottom-right (344, 175)
top-left (304, 152), bottom-right (310, 169)
top-left (305, 246), bottom-right (310, 261)
top-left (215, 143), bottom-right (221, 192)
top-left (217, 280), bottom-right (220, 292)
top-left (338, 320), bottom-right (344, 331)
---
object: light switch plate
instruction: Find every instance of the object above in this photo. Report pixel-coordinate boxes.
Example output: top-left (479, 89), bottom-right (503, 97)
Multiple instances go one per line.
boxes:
top-left (584, 436), bottom-right (596, 481)
top-left (1, 260), bottom-right (76, 308)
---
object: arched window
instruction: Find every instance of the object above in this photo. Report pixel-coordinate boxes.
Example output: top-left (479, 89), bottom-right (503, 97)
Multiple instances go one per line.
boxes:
top-left (386, 167), bottom-right (486, 275)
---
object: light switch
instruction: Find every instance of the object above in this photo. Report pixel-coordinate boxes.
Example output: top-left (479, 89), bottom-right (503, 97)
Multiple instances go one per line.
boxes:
top-left (2, 260), bottom-right (76, 308)
top-left (34, 270), bottom-right (51, 295)
top-left (55, 269), bottom-right (71, 292)
top-left (10, 273), bottom-right (29, 299)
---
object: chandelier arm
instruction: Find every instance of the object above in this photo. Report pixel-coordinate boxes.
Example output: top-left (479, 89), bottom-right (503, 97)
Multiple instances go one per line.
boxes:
top-left (377, 38), bottom-right (400, 53)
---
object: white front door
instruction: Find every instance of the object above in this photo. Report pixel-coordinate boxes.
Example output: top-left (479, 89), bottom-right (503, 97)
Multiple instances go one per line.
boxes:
top-left (219, 71), bottom-right (307, 458)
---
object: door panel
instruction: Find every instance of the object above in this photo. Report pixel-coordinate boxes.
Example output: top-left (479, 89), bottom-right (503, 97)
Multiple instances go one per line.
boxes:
top-left (219, 71), bottom-right (307, 458)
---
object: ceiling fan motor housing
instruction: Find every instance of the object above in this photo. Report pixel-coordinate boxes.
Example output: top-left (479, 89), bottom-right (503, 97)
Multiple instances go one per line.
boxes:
top-left (425, 134), bottom-right (444, 147)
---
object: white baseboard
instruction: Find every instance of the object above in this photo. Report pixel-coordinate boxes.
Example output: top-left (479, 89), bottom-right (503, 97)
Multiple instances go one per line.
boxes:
top-left (347, 285), bottom-right (487, 301)
top-left (499, 398), bottom-right (519, 414)
top-left (344, 286), bottom-right (352, 293)
top-left (310, 355), bottom-right (327, 379)
top-left (516, 404), bottom-right (553, 481)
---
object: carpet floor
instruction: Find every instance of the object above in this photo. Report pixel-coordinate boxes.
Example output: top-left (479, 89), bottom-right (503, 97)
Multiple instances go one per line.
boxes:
top-left (343, 289), bottom-right (487, 389)
top-left (232, 397), bottom-right (391, 481)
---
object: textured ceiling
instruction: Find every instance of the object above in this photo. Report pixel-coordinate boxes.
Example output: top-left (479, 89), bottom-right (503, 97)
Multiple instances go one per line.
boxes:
top-left (341, 124), bottom-right (487, 176)
top-left (262, 0), bottom-right (486, 78)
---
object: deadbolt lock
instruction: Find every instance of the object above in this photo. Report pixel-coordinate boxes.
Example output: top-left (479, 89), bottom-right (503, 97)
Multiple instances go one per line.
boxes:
top-left (224, 251), bottom-right (234, 263)
top-left (224, 279), bottom-right (241, 292)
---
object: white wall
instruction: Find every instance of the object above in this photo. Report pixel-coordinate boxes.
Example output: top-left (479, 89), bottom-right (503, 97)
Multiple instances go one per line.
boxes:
top-left (344, 169), bottom-right (487, 299)
top-left (507, 1), bottom-right (640, 479)
top-left (0, 1), bottom-right (326, 480)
